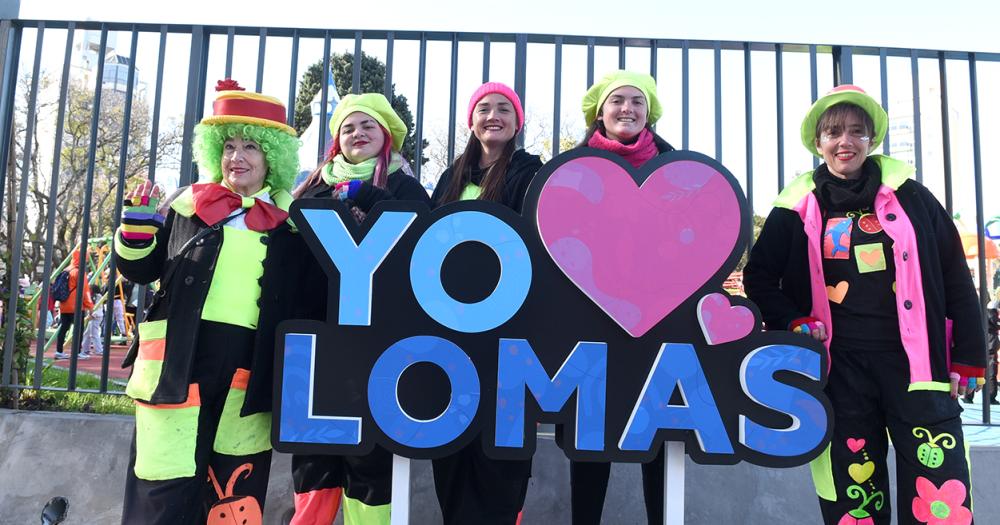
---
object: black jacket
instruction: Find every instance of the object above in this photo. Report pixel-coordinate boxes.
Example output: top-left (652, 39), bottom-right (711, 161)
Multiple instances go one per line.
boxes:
top-left (745, 157), bottom-right (986, 384)
top-left (431, 149), bottom-right (543, 212)
top-left (116, 189), bottom-right (300, 416)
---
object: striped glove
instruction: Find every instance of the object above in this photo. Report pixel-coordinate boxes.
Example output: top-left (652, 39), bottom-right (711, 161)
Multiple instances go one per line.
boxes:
top-left (334, 180), bottom-right (364, 201)
top-left (120, 195), bottom-right (165, 246)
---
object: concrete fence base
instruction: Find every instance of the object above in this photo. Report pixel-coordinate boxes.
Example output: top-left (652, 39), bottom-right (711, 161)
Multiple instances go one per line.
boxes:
top-left (1, 410), bottom-right (997, 524)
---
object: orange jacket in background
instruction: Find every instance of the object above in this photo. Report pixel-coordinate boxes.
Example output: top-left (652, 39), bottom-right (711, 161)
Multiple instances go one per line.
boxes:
top-left (59, 248), bottom-right (93, 314)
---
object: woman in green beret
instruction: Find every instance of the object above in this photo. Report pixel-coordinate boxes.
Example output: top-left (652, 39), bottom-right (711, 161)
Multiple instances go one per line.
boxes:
top-left (570, 70), bottom-right (676, 525)
top-left (289, 93), bottom-right (430, 525)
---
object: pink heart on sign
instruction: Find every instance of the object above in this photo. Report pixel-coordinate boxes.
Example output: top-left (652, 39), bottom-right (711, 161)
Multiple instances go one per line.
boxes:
top-left (535, 154), bottom-right (742, 337)
top-left (847, 438), bottom-right (866, 453)
top-left (697, 293), bottom-right (756, 345)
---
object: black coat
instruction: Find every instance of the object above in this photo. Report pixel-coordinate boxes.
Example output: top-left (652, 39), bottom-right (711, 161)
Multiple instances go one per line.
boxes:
top-left (116, 193), bottom-right (300, 416)
top-left (431, 149), bottom-right (543, 212)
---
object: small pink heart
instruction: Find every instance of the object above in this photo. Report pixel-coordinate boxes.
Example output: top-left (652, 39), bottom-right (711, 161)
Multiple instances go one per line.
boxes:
top-left (847, 438), bottom-right (866, 453)
top-left (697, 293), bottom-right (755, 345)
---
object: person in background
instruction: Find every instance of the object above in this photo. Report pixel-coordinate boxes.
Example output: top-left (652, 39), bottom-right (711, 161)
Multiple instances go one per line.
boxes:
top-left (430, 82), bottom-right (542, 525)
top-left (964, 289), bottom-right (999, 405)
top-left (80, 283), bottom-right (104, 357)
top-left (744, 85), bottom-right (982, 524)
top-left (55, 247), bottom-right (93, 361)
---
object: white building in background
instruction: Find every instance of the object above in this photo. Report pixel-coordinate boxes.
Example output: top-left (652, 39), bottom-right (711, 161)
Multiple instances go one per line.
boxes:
top-left (886, 87), bottom-right (961, 171)
top-left (296, 74), bottom-right (340, 186)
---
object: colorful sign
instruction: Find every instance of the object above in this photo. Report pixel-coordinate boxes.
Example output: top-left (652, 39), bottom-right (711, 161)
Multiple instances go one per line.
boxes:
top-left (273, 149), bottom-right (832, 467)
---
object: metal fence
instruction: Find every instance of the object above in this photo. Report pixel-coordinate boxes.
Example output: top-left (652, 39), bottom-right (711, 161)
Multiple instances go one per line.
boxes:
top-left (0, 18), bottom-right (997, 424)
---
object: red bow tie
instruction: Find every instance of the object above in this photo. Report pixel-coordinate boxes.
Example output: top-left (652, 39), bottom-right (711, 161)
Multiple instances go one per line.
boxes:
top-left (190, 183), bottom-right (288, 232)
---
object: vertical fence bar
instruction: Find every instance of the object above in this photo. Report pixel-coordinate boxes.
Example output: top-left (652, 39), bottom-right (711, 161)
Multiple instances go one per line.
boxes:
top-left (224, 26), bottom-right (234, 78)
top-left (910, 49), bottom-right (923, 182)
top-left (255, 27), bottom-right (266, 92)
top-left (649, 40), bottom-right (657, 133)
top-left (775, 43), bottom-right (785, 193)
top-left (586, 37), bottom-right (595, 87)
top-left (552, 37), bottom-right (562, 159)
top-left (67, 26), bottom-right (109, 390)
top-left (618, 38), bottom-right (625, 69)
top-left (938, 51), bottom-right (953, 215)
top-left (714, 41), bottom-right (722, 162)
top-left (809, 44), bottom-right (818, 168)
top-left (482, 34), bottom-right (490, 83)
top-left (286, 30), bottom-right (299, 125)
top-left (2, 23), bottom-right (44, 386)
top-left (0, 22), bottom-right (21, 219)
top-left (447, 33), bottom-right (458, 165)
top-left (744, 42), bottom-right (754, 225)
top-left (33, 23), bottom-right (75, 388)
top-left (316, 32), bottom-right (330, 164)
top-left (179, 26), bottom-right (206, 186)
top-left (384, 32), bottom-right (394, 99)
top-left (352, 31), bottom-right (362, 95)
top-left (414, 33), bottom-right (427, 182)
top-left (100, 27), bottom-right (139, 391)
top-left (682, 40), bottom-right (689, 150)
top-left (649, 39), bottom-right (657, 79)
top-left (833, 45), bottom-right (853, 85)
top-left (136, 25), bottom-right (168, 325)
top-left (968, 54), bottom-right (989, 425)
top-left (880, 48), bottom-right (889, 156)
top-left (514, 34), bottom-right (527, 149)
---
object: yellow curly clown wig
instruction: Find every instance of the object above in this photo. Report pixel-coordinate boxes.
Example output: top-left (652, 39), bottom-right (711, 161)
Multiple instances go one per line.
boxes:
top-left (192, 79), bottom-right (300, 192)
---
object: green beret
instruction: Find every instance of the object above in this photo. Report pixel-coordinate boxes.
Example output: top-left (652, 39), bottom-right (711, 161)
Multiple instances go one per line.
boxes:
top-left (329, 93), bottom-right (408, 152)
top-left (582, 70), bottom-right (663, 126)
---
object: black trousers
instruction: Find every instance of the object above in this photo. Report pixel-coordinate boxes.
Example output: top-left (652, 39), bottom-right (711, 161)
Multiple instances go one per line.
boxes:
top-left (121, 322), bottom-right (272, 525)
top-left (431, 437), bottom-right (531, 525)
top-left (56, 312), bottom-right (75, 353)
top-left (291, 446), bottom-right (393, 504)
top-left (569, 449), bottom-right (664, 525)
top-left (813, 348), bottom-right (973, 525)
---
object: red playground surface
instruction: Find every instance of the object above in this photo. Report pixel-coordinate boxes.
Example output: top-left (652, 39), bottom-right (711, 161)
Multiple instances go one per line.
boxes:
top-left (33, 342), bottom-right (131, 381)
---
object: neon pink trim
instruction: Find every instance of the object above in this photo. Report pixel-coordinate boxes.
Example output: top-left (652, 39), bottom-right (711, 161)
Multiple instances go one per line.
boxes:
top-left (794, 193), bottom-right (833, 371)
top-left (875, 187), bottom-right (933, 383)
top-left (290, 487), bottom-right (343, 525)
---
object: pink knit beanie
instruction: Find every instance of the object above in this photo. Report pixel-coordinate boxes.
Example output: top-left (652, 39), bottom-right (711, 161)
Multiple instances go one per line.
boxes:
top-left (466, 82), bottom-right (524, 131)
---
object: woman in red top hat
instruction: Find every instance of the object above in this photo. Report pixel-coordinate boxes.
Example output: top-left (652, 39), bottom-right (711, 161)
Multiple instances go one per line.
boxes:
top-left (115, 79), bottom-right (301, 524)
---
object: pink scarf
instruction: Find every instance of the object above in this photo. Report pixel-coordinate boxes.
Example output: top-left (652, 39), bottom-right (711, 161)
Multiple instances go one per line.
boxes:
top-left (587, 128), bottom-right (659, 168)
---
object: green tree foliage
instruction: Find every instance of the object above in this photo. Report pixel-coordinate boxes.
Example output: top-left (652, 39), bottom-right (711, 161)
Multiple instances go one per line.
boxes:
top-left (293, 52), bottom-right (427, 165)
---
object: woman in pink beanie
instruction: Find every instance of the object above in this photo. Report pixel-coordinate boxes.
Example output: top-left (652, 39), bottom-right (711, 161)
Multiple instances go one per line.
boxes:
top-left (429, 82), bottom-right (542, 525)
top-left (431, 82), bottom-right (540, 213)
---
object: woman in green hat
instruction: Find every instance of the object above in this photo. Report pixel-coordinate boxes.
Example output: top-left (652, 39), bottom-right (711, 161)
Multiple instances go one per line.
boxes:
top-left (745, 85), bottom-right (982, 524)
top-left (569, 69), bottom-right (676, 525)
top-left (289, 92), bottom-right (431, 525)
top-left (116, 78), bottom-right (301, 524)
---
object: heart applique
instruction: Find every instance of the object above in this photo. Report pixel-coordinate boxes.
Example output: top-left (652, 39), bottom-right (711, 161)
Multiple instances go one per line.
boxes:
top-left (847, 438), bottom-right (866, 453)
top-left (826, 281), bottom-right (849, 304)
top-left (848, 461), bottom-right (875, 483)
top-left (535, 152), bottom-right (743, 337)
top-left (698, 293), bottom-right (755, 345)
top-left (858, 247), bottom-right (883, 268)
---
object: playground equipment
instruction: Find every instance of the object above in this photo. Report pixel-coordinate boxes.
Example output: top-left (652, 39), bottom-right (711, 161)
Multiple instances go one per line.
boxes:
top-left (26, 236), bottom-right (137, 354)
